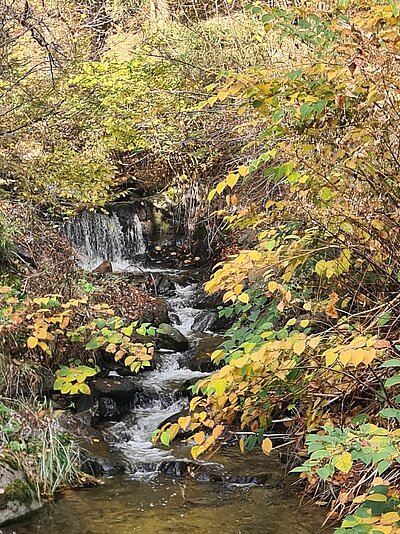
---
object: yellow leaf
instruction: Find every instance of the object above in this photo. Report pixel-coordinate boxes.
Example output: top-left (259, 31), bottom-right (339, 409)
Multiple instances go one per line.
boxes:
top-left (299, 320), bottom-right (310, 328)
top-left (333, 452), bottom-right (353, 473)
top-left (216, 181), bottom-right (226, 194)
top-left (261, 437), bottom-right (273, 455)
top-left (381, 512), bottom-right (400, 525)
top-left (350, 336), bottom-right (367, 349)
top-left (239, 437), bottom-right (245, 453)
top-left (351, 348), bottom-right (365, 367)
top-left (223, 290), bottom-right (236, 303)
top-left (238, 293), bottom-right (250, 304)
top-left (191, 445), bottom-right (205, 459)
top-left (193, 431), bottom-right (205, 445)
top-left (178, 416), bottom-right (191, 430)
top-left (293, 340), bottom-right (306, 355)
top-left (212, 425), bottom-right (224, 440)
top-left (204, 278), bottom-right (218, 293)
top-left (352, 494), bottom-right (366, 504)
top-left (248, 250), bottom-right (262, 261)
top-left (37, 341), bottom-right (51, 354)
top-left (190, 396), bottom-right (202, 411)
top-left (286, 318), bottom-right (296, 327)
top-left (345, 158), bottom-right (357, 170)
top-left (363, 348), bottom-right (376, 365)
top-left (234, 284), bottom-right (243, 295)
top-left (27, 336), bottom-right (38, 349)
top-left (211, 349), bottom-right (225, 362)
top-left (226, 173), bottom-right (239, 188)
top-left (268, 281), bottom-right (278, 292)
top-left (308, 336), bottom-right (321, 349)
top-left (0, 286), bottom-right (11, 294)
top-left (217, 90), bottom-right (229, 101)
top-left (238, 165), bottom-right (249, 177)
top-left (169, 423), bottom-right (180, 441)
top-left (339, 349), bottom-right (353, 366)
top-left (326, 351), bottom-right (337, 366)
top-left (207, 189), bottom-right (217, 202)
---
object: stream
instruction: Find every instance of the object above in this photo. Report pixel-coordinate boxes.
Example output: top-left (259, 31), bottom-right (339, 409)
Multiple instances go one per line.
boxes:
top-left (4, 209), bottom-right (329, 533)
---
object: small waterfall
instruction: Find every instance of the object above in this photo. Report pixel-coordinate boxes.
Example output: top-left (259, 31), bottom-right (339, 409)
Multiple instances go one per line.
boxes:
top-left (64, 206), bottom-right (147, 271)
top-left (126, 214), bottom-right (146, 256)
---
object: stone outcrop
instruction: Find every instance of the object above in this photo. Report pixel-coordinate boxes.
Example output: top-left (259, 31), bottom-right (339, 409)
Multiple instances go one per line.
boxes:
top-left (0, 463), bottom-right (41, 526)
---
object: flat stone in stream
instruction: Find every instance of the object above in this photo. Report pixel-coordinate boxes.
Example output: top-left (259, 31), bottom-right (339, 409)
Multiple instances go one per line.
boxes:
top-left (56, 410), bottom-right (124, 476)
top-left (93, 378), bottom-right (138, 403)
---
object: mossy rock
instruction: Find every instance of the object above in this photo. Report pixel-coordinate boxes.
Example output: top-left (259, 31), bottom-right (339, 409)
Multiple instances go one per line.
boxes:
top-left (0, 462), bottom-right (41, 526)
top-left (156, 323), bottom-right (189, 352)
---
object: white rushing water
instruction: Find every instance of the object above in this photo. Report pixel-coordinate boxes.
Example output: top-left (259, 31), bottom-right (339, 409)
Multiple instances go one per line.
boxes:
top-left (64, 209), bottom-right (146, 271)
top-left (65, 208), bottom-right (213, 477)
top-left (103, 276), bottom-right (211, 478)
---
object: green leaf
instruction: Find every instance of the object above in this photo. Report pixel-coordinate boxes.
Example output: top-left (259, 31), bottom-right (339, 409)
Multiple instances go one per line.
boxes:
top-left (160, 430), bottom-right (170, 447)
top-left (316, 465), bottom-right (332, 481)
top-left (377, 460), bottom-right (391, 475)
top-left (320, 187), bottom-right (332, 201)
top-left (85, 337), bottom-right (102, 350)
top-left (377, 311), bottom-right (392, 326)
top-left (290, 465), bottom-right (309, 473)
top-left (351, 413), bottom-right (369, 426)
top-left (381, 359), bottom-right (400, 368)
top-left (53, 378), bottom-right (63, 391)
top-left (379, 408), bottom-right (400, 420)
top-left (384, 374), bottom-right (400, 388)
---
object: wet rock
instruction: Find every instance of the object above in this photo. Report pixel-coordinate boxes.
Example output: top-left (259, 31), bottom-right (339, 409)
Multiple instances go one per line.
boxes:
top-left (12, 244), bottom-right (36, 269)
top-left (169, 313), bottom-right (181, 325)
top-left (99, 397), bottom-right (120, 420)
top-left (156, 323), bottom-right (189, 352)
top-left (93, 260), bottom-right (113, 273)
top-left (192, 310), bottom-right (219, 332)
top-left (193, 291), bottom-right (222, 310)
top-left (178, 377), bottom-right (200, 397)
top-left (81, 455), bottom-right (121, 477)
top-left (93, 378), bottom-right (137, 403)
top-left (56, 410), bottom-right (123, 476)
top-left (187, 336), bottom-right (223, 372)
top-left (0, 463), bottom-right (41, 526)
top-left (156, 277), bottom-right (176, 296)
top-left (159, 459), bottom-right (224, 483)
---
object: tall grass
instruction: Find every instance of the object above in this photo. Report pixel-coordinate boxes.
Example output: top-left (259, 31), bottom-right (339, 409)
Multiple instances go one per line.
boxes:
top-left (0, 398), bottom-right (87, 500)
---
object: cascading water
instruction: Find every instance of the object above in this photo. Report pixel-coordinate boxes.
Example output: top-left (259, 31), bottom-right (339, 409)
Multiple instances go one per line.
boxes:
top-left (64, 207), bottom-right (147, 271)
top-left (8, 271), bottom-right (327, 534)
top-left (10, 213), bottom-right (330, 534)
top-left (103, 281), bottom-right (211, 477)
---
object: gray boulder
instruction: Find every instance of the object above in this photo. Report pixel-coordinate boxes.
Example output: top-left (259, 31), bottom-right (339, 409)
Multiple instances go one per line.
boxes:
top-left (0, 463), bottom-right (41, 526)
top-left (156, 323), bottom-right (189, 352)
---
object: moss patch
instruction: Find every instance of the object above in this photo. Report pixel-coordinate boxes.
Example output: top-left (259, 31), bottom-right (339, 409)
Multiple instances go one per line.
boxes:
top-left (3, 479), bottom-right (33, 505)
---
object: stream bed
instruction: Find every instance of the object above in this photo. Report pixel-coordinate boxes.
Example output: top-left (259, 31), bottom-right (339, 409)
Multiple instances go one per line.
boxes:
top-left (4, 266), bottom-right (330, 533)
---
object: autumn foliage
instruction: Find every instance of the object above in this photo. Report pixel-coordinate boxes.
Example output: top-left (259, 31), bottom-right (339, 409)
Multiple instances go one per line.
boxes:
top-left (154, 1), bottom-right (400, 530)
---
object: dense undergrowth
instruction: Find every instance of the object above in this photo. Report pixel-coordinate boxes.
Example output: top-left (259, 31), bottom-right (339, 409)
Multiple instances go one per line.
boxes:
top-left (154, 1), bottom-right (400, 532)
top-left (3, 0), bottom-right (400, 531)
